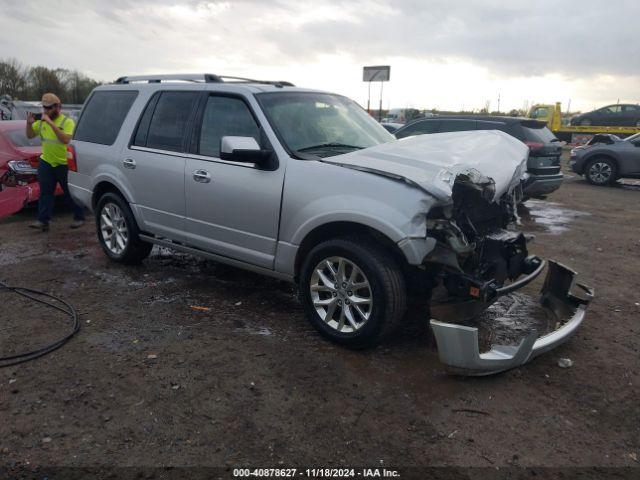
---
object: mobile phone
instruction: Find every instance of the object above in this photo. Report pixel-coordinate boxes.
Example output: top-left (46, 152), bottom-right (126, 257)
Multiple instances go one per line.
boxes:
top-left (31, 112), bottom-right (42, 121)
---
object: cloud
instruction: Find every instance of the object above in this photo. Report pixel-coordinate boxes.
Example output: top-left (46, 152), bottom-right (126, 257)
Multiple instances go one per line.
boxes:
top-left (0, 0), bottom-right (638, 110)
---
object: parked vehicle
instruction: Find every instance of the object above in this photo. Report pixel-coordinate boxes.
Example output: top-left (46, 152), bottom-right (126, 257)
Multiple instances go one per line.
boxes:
top-left (0, 99), bottom-right (83, 122)
top-left (380, 122), bottom-right (403, 133)
top-left (570, 104), bottom-right (640, 127)
top-left (381, 108), bottom-right (424, 124)
top-left (0, 121), bottom-right (43, 218)
top-left (68, 74), bottom-right (592, 375)
top-left (569, 132), bottom-right (640, 185)
top-left (394, 116), bottom-right (563, 199)
top-left (529, 102), bottom-right (640, 144)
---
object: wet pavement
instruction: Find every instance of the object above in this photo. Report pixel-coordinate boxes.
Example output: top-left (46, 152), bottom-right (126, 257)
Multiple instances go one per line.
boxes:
top-left (1, 156), bottom-right (639, 474)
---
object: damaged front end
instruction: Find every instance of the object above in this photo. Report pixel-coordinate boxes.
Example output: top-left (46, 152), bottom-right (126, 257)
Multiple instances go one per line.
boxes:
top-left (423, 170), bottom-right (593, 376)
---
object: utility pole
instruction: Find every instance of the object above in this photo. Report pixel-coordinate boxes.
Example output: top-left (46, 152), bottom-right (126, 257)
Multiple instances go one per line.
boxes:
top-left (497, 93), bottom-right (501, 113)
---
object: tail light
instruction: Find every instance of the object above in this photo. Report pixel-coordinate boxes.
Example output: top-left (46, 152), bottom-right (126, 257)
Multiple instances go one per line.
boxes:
top-left (524, 140), bottom-right (544, 151)
top-left (67, 145), bottom-right (78, 172)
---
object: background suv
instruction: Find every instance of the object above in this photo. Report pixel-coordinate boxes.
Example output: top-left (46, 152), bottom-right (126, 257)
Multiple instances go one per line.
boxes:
top-left (394, 116), bottom-right (563, 199)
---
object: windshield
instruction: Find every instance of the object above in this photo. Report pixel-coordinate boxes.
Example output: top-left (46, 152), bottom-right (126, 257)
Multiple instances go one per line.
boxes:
top-left (257, 92), bottom-right (394, 157)
top-left (7, 129), bottom-right (41, 147)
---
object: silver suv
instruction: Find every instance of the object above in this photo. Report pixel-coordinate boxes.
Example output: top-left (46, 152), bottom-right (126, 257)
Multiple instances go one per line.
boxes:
top-left (69, 74), bottom-right (593, 375)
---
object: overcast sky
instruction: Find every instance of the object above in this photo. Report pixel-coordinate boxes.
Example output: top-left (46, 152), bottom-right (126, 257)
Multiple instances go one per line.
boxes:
top-left (1, 0), bottom-right (638, 112)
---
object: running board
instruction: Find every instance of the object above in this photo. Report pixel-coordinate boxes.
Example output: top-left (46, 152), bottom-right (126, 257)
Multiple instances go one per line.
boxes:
top-left (138, 234), bottom-right (293, 282)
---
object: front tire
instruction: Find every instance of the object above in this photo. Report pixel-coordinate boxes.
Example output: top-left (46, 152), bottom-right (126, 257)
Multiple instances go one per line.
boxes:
top-left (299, 237), bottom-right (407, 348)
top-left (96, 192), bottom-right (152, 264)
top-left (585, 157), bottom-right (617, 186)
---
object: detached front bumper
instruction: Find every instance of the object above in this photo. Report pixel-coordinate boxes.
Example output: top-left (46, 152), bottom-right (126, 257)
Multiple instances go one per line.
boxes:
top-left (430, 260), bottom-right (593, 376)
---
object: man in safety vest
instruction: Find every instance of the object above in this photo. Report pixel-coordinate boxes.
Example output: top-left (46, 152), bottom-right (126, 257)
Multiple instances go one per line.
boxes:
top-left (26, 93), bottom-right (84, 231)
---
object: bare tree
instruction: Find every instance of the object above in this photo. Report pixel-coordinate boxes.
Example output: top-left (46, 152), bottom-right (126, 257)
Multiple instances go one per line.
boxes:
top-left (0, 58), bottom-right (28, 99)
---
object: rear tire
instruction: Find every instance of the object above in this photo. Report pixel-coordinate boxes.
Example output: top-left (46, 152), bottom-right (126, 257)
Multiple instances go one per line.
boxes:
top-left (96, 192), bottom-right (152, 264)
top-left (585, 157), bottom-right (618, 186)
top-left (299, 236), bottom-right (407, 348)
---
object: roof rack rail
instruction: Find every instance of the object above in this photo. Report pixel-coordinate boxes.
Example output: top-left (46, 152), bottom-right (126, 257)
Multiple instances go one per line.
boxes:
top-left (114, 74), bottom-right (223, 84)
top-left (113, 74), bottom-right (294, 87)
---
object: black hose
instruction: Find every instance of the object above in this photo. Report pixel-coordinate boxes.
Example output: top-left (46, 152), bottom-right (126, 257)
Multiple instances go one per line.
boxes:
top-left (0, 280), bottom-right (80, 367)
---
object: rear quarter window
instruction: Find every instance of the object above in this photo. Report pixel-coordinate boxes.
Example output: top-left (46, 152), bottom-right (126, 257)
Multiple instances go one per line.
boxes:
top-left (438, 119), bottom-right (476, 132)
top-left (74, 91), bottom-right (138, 145)
top-left (522, 125), bottom-right (558, 143)
top-left (396, 120), bottom-right (440, 138)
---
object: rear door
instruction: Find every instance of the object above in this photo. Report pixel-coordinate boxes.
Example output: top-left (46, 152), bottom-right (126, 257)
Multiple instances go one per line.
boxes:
top-left (126, 90), bottom-right (200, 241)
top-left (621, 105), bottom-right (640, 126)
top-left (183, 93), bottom-right (285, 269)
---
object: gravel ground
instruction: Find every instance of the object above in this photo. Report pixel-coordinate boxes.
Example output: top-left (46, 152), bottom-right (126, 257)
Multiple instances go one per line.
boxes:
top-left (1, 155), bottom-right (639, 479)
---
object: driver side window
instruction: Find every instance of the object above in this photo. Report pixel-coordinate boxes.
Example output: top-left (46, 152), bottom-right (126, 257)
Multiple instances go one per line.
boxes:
top-left (198, 96), bottom-right (260, 158)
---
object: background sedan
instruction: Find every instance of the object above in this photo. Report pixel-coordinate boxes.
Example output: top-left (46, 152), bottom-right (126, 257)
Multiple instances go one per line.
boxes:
top-left (570, 104), bottom-right (640, 127)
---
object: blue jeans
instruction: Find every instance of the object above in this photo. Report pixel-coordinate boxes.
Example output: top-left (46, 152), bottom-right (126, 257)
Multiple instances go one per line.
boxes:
top-left (37, 159), bottom-right (85, 224)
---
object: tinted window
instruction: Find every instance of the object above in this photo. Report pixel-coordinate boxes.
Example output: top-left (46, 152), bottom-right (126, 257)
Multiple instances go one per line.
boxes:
top-left (75, 91), bottom-right (137, 145)
top-left (622, 105), bottom-right (640, 112)
top-left (133, 92), bottom-right (160, 147)
top-left (438, 119), bottom-right (476, 132)
top-left (627, 133), bottom-right (640, 145)
top-left (198, 96), bottom-right (260, 157)
top-left (145, 91), bottom-right (199, 152)
top-left (603, 105), bottom-right (622, 114)
top-left (476, 121), bottom-right (508, 132)
top-left (522, 125), bottom-right (557, 143)
top-left (395, 120), bottom-right (440, 138)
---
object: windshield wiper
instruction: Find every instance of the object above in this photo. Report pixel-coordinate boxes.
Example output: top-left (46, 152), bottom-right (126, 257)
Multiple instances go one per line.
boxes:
top-left (297, 142), bottom-right (365, 152)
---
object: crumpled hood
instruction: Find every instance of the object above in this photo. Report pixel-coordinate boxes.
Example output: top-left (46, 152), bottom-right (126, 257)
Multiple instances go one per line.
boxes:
top-left (322, 130), bottom-right (529, 202)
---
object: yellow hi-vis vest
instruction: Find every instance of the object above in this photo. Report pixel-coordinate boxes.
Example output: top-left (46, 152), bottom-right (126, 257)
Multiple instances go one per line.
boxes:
top-left (32, 114), bottom-right (75, 167)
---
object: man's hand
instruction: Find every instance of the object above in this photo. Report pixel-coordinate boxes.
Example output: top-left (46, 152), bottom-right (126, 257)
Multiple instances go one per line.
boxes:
top-left (27, 112), bottom-right (36, 125)
top-left (42, 112), bottom-right (52, 125)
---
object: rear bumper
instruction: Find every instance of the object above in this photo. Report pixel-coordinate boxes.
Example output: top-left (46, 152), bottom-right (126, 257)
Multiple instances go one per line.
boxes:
top-left (429, 260), bottom-right (593, 376)
top-left (522, 173), bottom-right (563, 198)
top-left (0, 183), bottom-right (39, 218)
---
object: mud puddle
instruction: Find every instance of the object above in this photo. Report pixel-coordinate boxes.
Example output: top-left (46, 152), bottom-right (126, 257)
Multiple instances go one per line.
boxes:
top-left (519, 199), bottom-right (589, 234)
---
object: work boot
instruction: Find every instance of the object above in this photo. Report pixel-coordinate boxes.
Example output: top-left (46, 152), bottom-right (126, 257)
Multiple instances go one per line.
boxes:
top-left (28, 220), bottom-right (49, 231)
top-left (70, 219), bottom-right (85, 229)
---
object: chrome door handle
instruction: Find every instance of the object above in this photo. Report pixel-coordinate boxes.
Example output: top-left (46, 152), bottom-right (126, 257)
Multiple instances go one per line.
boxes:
top-left (193, 169), bottom-right (211, 183)
top-left (123, 158), bottom-right (136, 169)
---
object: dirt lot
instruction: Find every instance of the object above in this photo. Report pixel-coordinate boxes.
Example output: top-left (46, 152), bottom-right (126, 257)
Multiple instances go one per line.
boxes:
top-left (1, 157), bottom-right (639, 479)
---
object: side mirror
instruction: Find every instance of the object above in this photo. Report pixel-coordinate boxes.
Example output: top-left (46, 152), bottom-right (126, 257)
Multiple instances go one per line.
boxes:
top-left (219, 136), bottom-right (274, 168)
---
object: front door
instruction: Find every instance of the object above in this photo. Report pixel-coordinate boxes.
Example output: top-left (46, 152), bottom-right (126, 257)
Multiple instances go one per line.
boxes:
top-left (184, 94), bottom-right (285, 269)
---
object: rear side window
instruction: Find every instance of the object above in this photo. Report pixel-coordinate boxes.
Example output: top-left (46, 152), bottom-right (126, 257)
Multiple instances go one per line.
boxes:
top-left (476, 121), bottom-right (508, 132)
top-left (136, 91), bottom-right (199, 152)
top-left (438, 119), bottom-right (476, 132)
top-left (396, 120), bottom-right (440, 138)
top-left (522, 125), bottom-right (557, 143)
top-left (75, 91), bottom-right (138, 145)
top-left (198, 96), bottom-right (260, 158)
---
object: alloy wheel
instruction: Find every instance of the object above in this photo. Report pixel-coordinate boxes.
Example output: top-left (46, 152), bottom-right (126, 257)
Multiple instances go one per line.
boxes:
top-left (588, 162), bottom-right (612, 184)
top-left (310, 256), bottom-right (373, 333)
top-left (100, 202), bottom-right (129, 255)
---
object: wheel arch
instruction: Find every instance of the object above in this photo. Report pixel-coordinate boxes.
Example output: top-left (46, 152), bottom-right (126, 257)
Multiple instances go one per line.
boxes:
top-left (584, 153), bottom-right (620, 173)
top-left (293, 221), bottom-right (408, 280)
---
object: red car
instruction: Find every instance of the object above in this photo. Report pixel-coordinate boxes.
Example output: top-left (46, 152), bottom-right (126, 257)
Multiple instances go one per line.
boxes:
top-left (0, 120), bottom-right (63, 218)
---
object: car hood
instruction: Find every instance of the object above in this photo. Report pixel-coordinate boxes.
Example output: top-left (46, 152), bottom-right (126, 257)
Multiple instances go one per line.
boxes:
top-left (322, 130), bottom-right (528, 203)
